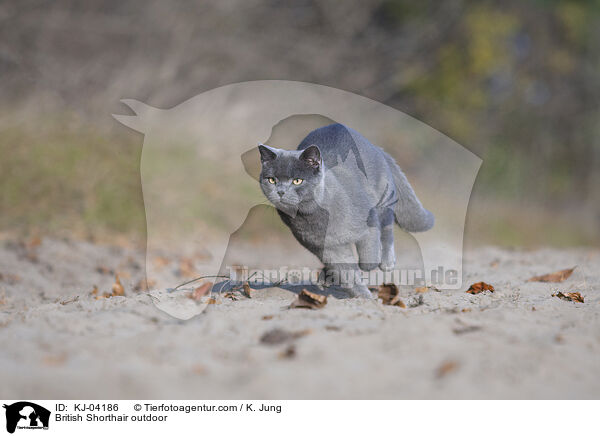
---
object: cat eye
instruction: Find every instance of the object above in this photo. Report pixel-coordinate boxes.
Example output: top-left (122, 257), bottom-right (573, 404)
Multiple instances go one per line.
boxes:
top-left (267, 177), bottom-right (276, 184)
top-left (292, 178), bottom-right (303, 185)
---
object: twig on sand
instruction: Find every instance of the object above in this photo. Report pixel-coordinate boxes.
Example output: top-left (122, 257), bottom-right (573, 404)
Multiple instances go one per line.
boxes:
top-left (170, 275), bottom-right (230, 292)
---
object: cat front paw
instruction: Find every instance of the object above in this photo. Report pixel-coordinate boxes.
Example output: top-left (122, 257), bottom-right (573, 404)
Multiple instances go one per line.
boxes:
top-left (379, 260), bottom-right (395, 272)
top-left (317, 267), bottom-right (335, 288)
top-left (348, 284), bottom-right (376, 299)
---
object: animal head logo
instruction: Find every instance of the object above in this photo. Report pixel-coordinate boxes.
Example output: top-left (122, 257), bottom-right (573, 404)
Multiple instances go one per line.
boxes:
top-left (3, 402), bottom-right (50, 433)
top-left (113, 80), bottom-right (481, 318)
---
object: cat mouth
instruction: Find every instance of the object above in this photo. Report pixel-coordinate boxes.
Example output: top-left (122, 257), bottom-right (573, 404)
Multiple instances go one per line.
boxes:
top-left (276, 198), bottom-right (298, 206)
top-left (274, 199), bottom-right (299, 209)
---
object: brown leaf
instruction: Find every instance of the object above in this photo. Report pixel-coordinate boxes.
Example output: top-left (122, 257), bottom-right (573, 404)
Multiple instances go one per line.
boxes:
top-left (116, 271), bottom-right (131, 279)
top-left (242, 282), bottom-right (254, 298)
top-left (278, 345), bottom-right (296, 359)
top-left (391, 295), bottom-right (406, 308)
top-left (290, 289), bottom-right (327, 309)
top-left (261, 315), bottom-right (274, 320)
top-left (90, 285), bottom-right (99, 296)
top-left (111, 274), bottom-right (125, 296)
top-left (189, 282), bottom-right (212, 301)
top-left (207, 297), bottom-right (219, 305)
top-left (153, 256), bottom-right (170, 270)
top-left (178, 258), bottom-right (197, 278)
top-left (528, 267), bottom-right (576, 283)
top-left (22, 236), bottom-right (42, 262)
top-left (191, 364), bottom-right (206, 375)
top-left (466, 281), bottom-right (495, 294)
top-left (96, 266), bottom-right (114, 275)
top-left (134, 277), bottom-right (157, 292)
top-left (27, 235), bottom-right (42, 249)
top-left (415, 286), bottom-right (440, 294)
top-left (43, 352), bottom-right (67, 366)
top-left (223, 291), bottom-right (240, 301)
top-left (0, 273), bottom-right (21, 284)
top-left (552, 291), bottom-right (584, 303)
top-left (436, 360), bottom-right (458, 378)
top-left (194, 249), bottom-right (212, 262)
top-left (377, 283), bottom-right (406, 307)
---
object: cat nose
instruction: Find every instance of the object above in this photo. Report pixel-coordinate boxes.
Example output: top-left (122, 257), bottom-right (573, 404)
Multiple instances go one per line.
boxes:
top-left (277, 190), bottom-right (285, 197)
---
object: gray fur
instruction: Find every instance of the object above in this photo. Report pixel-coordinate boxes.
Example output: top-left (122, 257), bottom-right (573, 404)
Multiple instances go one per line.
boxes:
top-left (258, 123), bottom-right (434, 298)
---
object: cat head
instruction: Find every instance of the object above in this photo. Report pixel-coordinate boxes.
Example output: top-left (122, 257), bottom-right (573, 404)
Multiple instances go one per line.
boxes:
top-left (258, 144), bottom-right (323, 213)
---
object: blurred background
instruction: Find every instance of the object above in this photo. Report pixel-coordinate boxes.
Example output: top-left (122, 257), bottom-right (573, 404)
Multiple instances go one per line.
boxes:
top-left (1, 0), bottom-right (599, 247)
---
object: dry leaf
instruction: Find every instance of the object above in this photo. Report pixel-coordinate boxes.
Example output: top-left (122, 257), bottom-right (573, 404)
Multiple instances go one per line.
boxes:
top-left (91, 285), bottom-right (99, 296)
top-left (96, 266), bottom-right (114, 275)
top-left (290, 289), bottom-right (327, 309)
top-left (207, 297), bottom-right (219, 304)
top-left (261, 315), bottom-right (274, 320)
top-left (242, 282), bottom-right (254, 298)
top-left (0, 273), bottom-right (21, 284)
top-left (436, 360), bottom-right (458, 378)
top-left (414, 286), bottom-right (439, 294)
top-left (27, 235), bottom-right (42, 249)
top-left (194, 250), bottom-right (212, 262)
top-left (466, 281), bottom-right (495, 294)
top-left (134, 278), bottom-right (157, 292)
top-left (377, 283), bottom-right (406, 307)
top-left (377, 283), bottom-right (397, 303)
top-left (178, 258), bottom-right (196, 277)
top-left (21, 236), bottom-right (41, 262)
top-left (189, 282), bottom-right (212, 301)
top-left (116, 270), bottom-right (131, 279)
top-left (111, 274), bottom-right (125, 296)
top-left (223, 291), bottom-right (240, 301)
top-left (191, 364), bottom-right (206, 375)
top-left (43, 353), bottom-right (67, 366)
top-left (279, 345), bottom-right (296, 359)
top-left (452, 325), bottom-right (482, 335)
top-left (60, 296), bottom-right (79, 305)
top-left (552, 291), bottom-right (584, 303)
top-left (153, 256), bottom-right (170, 269)
top-left (528, 267), bottom-right (576, 283)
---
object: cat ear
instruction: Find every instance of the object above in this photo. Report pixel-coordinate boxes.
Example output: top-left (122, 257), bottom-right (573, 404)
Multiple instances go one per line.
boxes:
top-left (300, 145), bottom-right (321, 169)
top-left (258, 144), bottom-right (277, 163)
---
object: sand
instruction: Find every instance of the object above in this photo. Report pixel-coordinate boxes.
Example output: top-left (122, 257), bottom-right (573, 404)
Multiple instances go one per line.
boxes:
top-left (0, 236), bottom-right (599, 399)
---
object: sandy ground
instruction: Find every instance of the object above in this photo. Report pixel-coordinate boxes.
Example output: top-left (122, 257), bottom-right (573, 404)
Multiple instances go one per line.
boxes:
top-left (0, 235), bottom-right (599, 399)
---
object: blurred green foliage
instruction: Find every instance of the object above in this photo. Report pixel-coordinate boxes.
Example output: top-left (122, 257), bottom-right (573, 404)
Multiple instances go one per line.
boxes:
top-left (0, 120), bottom-right (145, 239)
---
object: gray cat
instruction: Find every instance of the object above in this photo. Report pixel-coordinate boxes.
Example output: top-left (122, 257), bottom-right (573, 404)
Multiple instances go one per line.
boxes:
top-left (258, 123), bottom-right (434, 298)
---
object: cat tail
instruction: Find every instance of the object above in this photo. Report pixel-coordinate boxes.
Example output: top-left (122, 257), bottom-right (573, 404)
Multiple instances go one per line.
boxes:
top-left (384, 153), bottom-right (435, 232)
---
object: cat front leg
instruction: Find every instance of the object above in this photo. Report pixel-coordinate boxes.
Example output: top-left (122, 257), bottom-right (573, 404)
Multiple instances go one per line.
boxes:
top-left (356, 228), bottom-right (382, 272)
top-left (379, 223), bottom-right (396, 272)
top-left (322, 243), bottom-right (374, 299)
